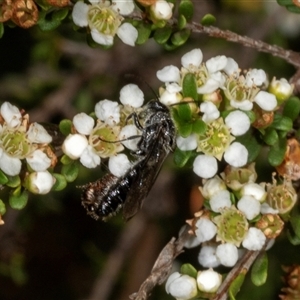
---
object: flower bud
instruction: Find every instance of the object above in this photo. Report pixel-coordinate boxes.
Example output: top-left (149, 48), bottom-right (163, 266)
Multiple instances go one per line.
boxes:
top-left (268, 77), bottom-right (294, 105)
top-left (197, 269), bottom-right (222, 293)
top-left (12, 0), bottom-right (38, 28)
top-left (26, 171), bottom-right (55, 194)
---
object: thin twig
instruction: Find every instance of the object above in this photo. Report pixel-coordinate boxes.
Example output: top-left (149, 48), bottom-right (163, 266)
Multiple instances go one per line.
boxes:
top-left (129, 225), bottom-right (191, 300)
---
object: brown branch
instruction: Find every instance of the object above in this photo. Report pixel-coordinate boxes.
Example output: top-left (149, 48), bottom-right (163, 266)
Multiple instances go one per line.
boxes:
top-left (185, 22), bottom-right (300, 69)
top-left (129, 225), bottom-right (191, 300)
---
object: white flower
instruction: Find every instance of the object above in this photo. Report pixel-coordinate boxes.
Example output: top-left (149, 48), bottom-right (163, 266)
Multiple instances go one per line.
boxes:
top-left (237, 195), bottom-right (261, 220)
top-left (62, 134), bottom-right (88, 159)
top-left (165, 272), bottom-right (198, 300)
top-left (254, 91), bottom-right (277, 111)
top-left (80, 145), bottom-right (101, 168)
top-left (119, 84), bottom-right (144, 107)
top-left (156, 65), bottom-right (180, 83)
top-left (72, 1), bottom-right (89, 27)
top-left (73, 113), bottom-right (95, 135)
top-left (26, 149), bottom-right (52, 172)
top-left (117, 22), bottom-right (138, 46)
top-left (181, 48), bottom-right (203, 69)
top-left (119, 124), bottom-right (140, 151)
top-left (269, 77), bottom-right (294, 102)
top-left (197, 269), bottom-right (222, 293)
top-left (241, 183), bottom-right (266, 202)
top-left (201, 176), bottom-right (226, 199)
top-left (206, 55), bottom-right (228, 74)
top-left (95, 100), bottom-right (120, 125)
top-left (193, 155), bottom-right (218, 178)
top-left (198, 244), bottom-right (220, 268)
top-left (108, 153), bottom-right (131, 177)
top-left (176, 134), bottom-right (197, 151)
top-left (0, 151), bottom-right (22, 176)
top-left (242, 227), bottom-right (266, 251)
top-left (26, 123), bottom-right (53, 144)
top-left (225, 110), bottom-right (250, 136)
top-left (150, 0), bottom-right (173, 20)
top-left (197, 72), bottom-right (225, 94)
top-left (200, 102), bottom-right (220, 123)
top-left (209, 190), bottom-right (231, 213)
top-left (27, 171), bottom-right (55, 194)
top-left (194, 218), bottom-right (217, 243)
top-left (224, 142), bottom-right (248, 167)
top-left (246, 69), bottom-right (267, 87)
top-left (216, 243), bottom-right (238, 267)
top-left (0, 102), bottom-right (22, 128)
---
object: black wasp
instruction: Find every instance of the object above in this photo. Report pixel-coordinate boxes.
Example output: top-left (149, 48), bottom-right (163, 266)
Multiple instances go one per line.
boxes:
top-left (80, 100), bottom-right (176, 221)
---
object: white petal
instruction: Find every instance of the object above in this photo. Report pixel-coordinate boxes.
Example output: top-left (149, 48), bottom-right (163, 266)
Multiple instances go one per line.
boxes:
top-left (112, 0), bottom-right (134, 15)
top-left (225, 110), bottom-right (250, 136)
top-left (119, 124), bottom-right (140, 151)
top-left (73, 113), bottom-right (95, 135)
top-left (242, 228), bottom-right (266, 251)
top-left (151, 0), bottom-right (173, 20)
top-left (237, 195), bottom-right (261, 220)
top-left (29, 171), bottom-right (55, 194)
top-left (254, 91), bottom-right (277, 111)
top-left (95, 100), bottom-right (120, 125)
top-left (216, 243), bottom-right (238, 267)
top-left (230, 99), bottom-right (253, 111)
top-left (209, 190), bottom-right (231, 213)
top-left (197, 77), bottom-right (220, 94)
top-left (0, 102), bottom-right (22, 127)
top-left (195, 218), bottom-right (217, 243)
top-left (0, 153), bottom-right (21, 176)
top-left (198, 244), bottom-right (220, 268)
top-left (181, 48), bottom-right (203, 68)
top-left (246, 69), bottom-right (266, 87)
top-left (206, 55), bottom-right (228, 74)
top-left (117, 23), bottom-right (138, 46)
top-left (200, 102), bottom-right (220, 123)
top-left (80, 145), bottom-right (101, 168)
top-left (156, 65), bottom-right (180, 83)
top-left (224, 142), bottom-right (248, 167)
top-left (72, 1), bottom-right (89, 27)
top-left (108, 154), bottom-right (131, 177)
top-left (62, 134), bottom-right (88, 159)
top-left (223, 57), bottom-right (239, 75)
top-left (176, 134), bottom-right (197, 151)
top-left (193, 155), bottom-right (218, 178)
top-left (91, 29), bottom-right (114, 46)
top-left (27, 123), bottom-right (53, 144)
top-left (26, 149), bottom-right (51, 171)
top-left (119, 84), bottom-right (144, 107)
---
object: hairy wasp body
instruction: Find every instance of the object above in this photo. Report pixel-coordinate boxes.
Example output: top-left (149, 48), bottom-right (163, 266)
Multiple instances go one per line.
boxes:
top-left (81, 100), bottom-right (176, 221)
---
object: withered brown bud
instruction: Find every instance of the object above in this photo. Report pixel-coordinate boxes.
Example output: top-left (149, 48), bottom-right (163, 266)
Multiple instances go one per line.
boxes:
top-left (293, 0), bottom-right (300, 8)
top-left (255, 213), bottom-right (284, 239)
top-left (46, 0), bottom-right (68, 7)
top-left (252, 104), bottom-right (274, 129)
top-left (12, 0), bottom-right (38, 28)
top-left (0, 0), bottom-right (13, 22)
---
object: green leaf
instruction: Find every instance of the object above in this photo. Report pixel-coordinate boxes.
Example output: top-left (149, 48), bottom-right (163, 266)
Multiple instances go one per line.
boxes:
top-left (263, 128), bottom-right (278, 146)
top-left (0, 170), bottom-right (8, 185)
top-left (178, 122), bottom-right (193, 137)
top-left (173, 148), bottom-right (192, 167)
top-left (182, 73), bottom-right (198, 100)
top-left (229, 273), bottom-right (245, 300)
top-left (201, 13), bottom-right (216, 25)
top-left (6, 176), bottom-right (21, 188)
top-left (192, 119), bottom-right (207, 135)
top-left (0, 200), bottom-right (6, 215)
top-left (153, 26), bottom-right (172, 44)
top-left (283, 96), bottom-right (300, 122)
top-left (9, 189), bottom-right (28, 210)
top-left (0, 23), bottom-right (4, 39)
top-left (277, 0), bottom-right (293, 5)
top-left (289, 210), bottom-right (300, 239)
top-left (51, 173), bottom-right (67, 191)
top-left (268, 138), bottom-right (287, 166)
top-left (181, 263), bottom-right (197, 278)
top-left (170, 29), bottom-right (190, 46)
top-left (251, 253), bottom-right (268, 286)
top-left (287, 229), bottom-right (300, 245)
top-left (61, 161), bottom-right (79, 182)
top-left (38, 11), bottom-right (62, 31)
top-left (179, 0), bottom-right (194, 21)
top-left (59, 119), bottom-right (72, 136)
top-left (270, 114), bottom-right (293, 132)
top-left (136, 23), bottom-right (152, 45)
top-left (177, 14), bottom-right (187, 30)
top-left (52, 8), bottom-right (69, 21)
top-left (177, 103), bottom-right (192, 121)
top-left (235, 131), bottom-right (262, 162)
top-left (287, 5), bottom-right (300, 13)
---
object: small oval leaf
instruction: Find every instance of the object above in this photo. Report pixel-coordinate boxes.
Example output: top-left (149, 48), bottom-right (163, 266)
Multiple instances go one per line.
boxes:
top-left (201, 13), bottom-right (216, 25)
top-left (251, 253), bottom-right (268, 286)
top-left (229, 273), bottom-right (245, 300)
top-left (179, 0), bottom-right (194, 21)
top-left (9, 190), bottom-right (28, 210)
top-left (51, 173), bottom-right (68, 191)
top-left (182, 73), bottom-right (198, 100)
top-left (283, 96), bottom-right (300, 122)
top-left (153, 26), bottom-right (172, 44)
top-left (61, 162), bottom-right (79, 182)
top-left (181, 263), bottom-right (197, 278)
top-left (173, 148), bottom-right (192, 167)
top-left (0, 199), bottom-right (6, 215)
top-left (170, 29), bottom-right (190, 46)
top-left (59, 119), bottom-right (73, 136)
top-left (268, 138), bottom-right (287, 166)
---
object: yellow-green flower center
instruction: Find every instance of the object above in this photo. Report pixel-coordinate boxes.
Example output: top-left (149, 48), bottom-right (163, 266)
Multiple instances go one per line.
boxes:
top-left (88, 5), bottom-right (122, 36)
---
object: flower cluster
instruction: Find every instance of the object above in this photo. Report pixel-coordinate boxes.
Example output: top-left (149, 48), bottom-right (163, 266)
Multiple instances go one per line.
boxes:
top-left (166, 163), bottom-right (296, 300)
top-left (62, 84), bottom-right (144, 177)
top-left (157, 48), bottom-right (294, 179)
top-left (0, 102), bottom-right (56, 194)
